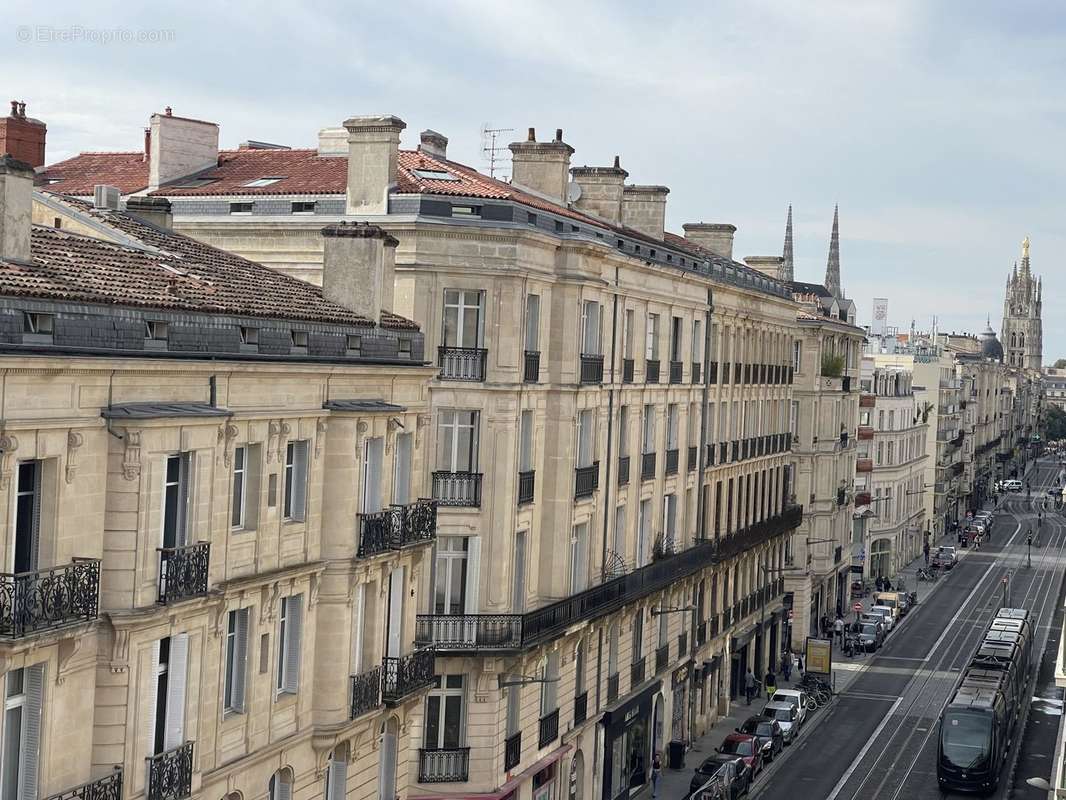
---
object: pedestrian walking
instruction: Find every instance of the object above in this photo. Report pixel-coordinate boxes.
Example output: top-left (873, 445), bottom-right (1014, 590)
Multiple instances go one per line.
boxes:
top-left (875, 576), bottom-right (883, 592)
top-left (884, 578), bottom-right (893, 591)
top-left (651, 752), bottom-right (661, 798)
top-left (833, 615), bottom-right (845, 646)
top-left (923, 542), bottom-right (930, 565)
top-left (781, 651), bottom-right (792, 682)
top-left (765, 668), bottom-right (777, 701)
top-left (744, 668), bottom-right (756, 705)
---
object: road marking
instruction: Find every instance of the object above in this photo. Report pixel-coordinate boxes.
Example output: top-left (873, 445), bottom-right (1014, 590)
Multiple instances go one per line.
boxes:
top-left (839, 691), bottom-right (900, 701)
top-left (825, 696), bottom-right (904, 800)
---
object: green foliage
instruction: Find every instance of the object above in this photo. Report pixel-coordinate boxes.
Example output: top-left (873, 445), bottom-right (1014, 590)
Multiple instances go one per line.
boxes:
top-left (820, 352), bottom-right (845, 378)
top-left (1044, 405), bottom-right (1066, 441)
top-left (1054, 358), bottom-right (1066, 369)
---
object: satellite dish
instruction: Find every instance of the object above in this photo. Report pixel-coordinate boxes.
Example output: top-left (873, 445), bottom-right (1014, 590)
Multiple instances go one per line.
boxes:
top-left (567, 180), bottom-right (582, 204)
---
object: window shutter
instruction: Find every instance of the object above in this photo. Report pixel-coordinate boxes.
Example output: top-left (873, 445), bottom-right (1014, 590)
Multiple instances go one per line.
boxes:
top-left (19, 664), bottom-right (44, 800)
top-left (327, 757), bottom-right (348, 800)
top-left (164, 633), bottom-right (189, 750)
top-left (233, 610), bottom-right (249, 712)
top-left (351, 584), bottom-right (365, 674)
top-left (146, 640), bottom-right (161, 755)
top-left (464, 537), bottom-right (481, 614)
top-left (294, 442), bottom-right (308, 521)
top-left (29, 462), bottom-right (41, 571)
top-left (284, 595), bottom-right (303, 693)
top-left (177, 454), bottom-right (191, 547)
top-left (276, 775), bottom-right (293, 800)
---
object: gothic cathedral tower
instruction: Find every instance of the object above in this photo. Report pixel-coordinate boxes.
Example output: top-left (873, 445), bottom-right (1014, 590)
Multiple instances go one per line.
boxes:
top-left (1001, 236), bottom-right (1042, 371)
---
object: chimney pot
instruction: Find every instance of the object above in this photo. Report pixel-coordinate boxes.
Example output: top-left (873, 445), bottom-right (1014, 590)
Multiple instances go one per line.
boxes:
top-left (613, 155), bottom-right (620, 168)
top-left (164, 106), bottom-right (172, 116)
top-left (527, 127), bottom-right (536, 142)
top-left (9, 101), bottom-right (17, 117)
top-left (555, 128), bottom-right (563, 142)
top-left (17, 103), bottom-right (25, 117)
top-left (342, 115), bottom-right (406, 215)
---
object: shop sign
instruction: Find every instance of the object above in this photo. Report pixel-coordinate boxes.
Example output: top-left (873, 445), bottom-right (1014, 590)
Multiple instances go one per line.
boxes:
top-left (805, 636), bottom-right (833, 676)
top-left (672, 663), bottom-right (691, 687)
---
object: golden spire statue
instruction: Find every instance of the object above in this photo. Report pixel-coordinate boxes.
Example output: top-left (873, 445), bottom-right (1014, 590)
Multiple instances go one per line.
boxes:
top-left (1022, 235), bottom-right (1030, 260)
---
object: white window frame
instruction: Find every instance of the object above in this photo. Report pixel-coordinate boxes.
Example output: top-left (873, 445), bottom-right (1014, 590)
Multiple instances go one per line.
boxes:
top-left (276, 594), bottom-right (303, 696)
top-left (283, 440), bottom-right (309, 522)
top-left (231, 446), bottom-right (247, 530)
top-left (442, 289), bottom-right (484, 349)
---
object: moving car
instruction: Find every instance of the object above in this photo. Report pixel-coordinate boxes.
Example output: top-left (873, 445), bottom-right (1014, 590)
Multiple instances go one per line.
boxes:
top-left (718, 733), bottom-right (764, 777)
top-left (858, 621), bottom-right (885, 652)
top-left (737, 715), bottom-right (784, 762)
top-left (1001, 479), bottom-right (1023, 492)
top-left (688, 754), bottom-right (751, 800)
top-left (770, 689), bottom-right (809, 727)
top-left (763, 701), bottom-right (800, 744)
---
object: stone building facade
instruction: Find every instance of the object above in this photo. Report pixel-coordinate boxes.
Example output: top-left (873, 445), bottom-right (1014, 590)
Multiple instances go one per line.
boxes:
top-left (1001, 237), bottom-right (1042, 372)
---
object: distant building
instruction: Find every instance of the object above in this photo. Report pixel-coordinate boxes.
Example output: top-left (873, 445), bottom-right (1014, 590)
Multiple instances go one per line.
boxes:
top-left (1001, 237), bottom-right (1042, 371)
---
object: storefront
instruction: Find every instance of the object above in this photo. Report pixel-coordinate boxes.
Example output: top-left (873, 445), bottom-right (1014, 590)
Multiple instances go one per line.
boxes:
top-left (671, 664), bottom-right (690, 743)
top-left (601, 680), bottom-right (660, 800)
top-left (729, 625), bottom-right (757, 699)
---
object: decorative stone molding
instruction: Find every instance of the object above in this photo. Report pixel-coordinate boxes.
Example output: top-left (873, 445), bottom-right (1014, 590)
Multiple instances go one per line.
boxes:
top-left (56, 635), bottom-right (87, 684)
top-left (110, 628), bottom-right (130, 673)
top-left (121, 430), bottom-right (141, 481)
top-left (275, 421), bottom-right (292, 464)
top-left (219, 422), bottom-right (239, 467)
top-left (385, 416), bottom-right (404, 455)
top-left (65, 430), bottom-right (84, 484)
top-left (309, 573), bottom-right (321, 610)
top-left (415, 413), bottom-right (430, 450)
top-left (0, 433), bottom-right (18, 489)
top-left (315, 419), bottom-right (328, 460)
top-left (355, 420), bottom-right (369, 460)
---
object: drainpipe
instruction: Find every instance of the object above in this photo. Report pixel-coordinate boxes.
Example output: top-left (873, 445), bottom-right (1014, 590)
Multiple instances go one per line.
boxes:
top-left (599, 266), bottom-right (621, 575)
top-left (696, 287), bottom-right (715, 541)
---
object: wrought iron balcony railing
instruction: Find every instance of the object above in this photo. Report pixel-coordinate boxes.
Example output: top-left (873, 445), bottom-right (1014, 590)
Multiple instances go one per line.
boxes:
top-left (415, 614), bottom-right (523, 650)
top-left (692, 362), bottom-right (701, 384)
top-left (45, 768), bottom-right (122, 800)
top-left (580, 354), bottom-right (604, 384)
top-left (669, 361), bottom-right (683, 384)
top-left (419, 747), bottom-right (470, 783)
top-left (505, 731), bottom-right (522, 771)
top-left (518, 470), bottom-right (535, 505)
top-left (665, 449), bottom-right (679, 475)
top-left (146, 742), bottom-right (193, 800)
top-left (0, 558), bottom-right (100, 638)
top-left (618, 455), bottom-right (630, 486)
top-left (358, 500), bottom-right (437, 557)
top-left (655, 643), bottom-right (669, 673)
top-left (539, 708), bottom-right (560, 748)
top-left (641, 452), bottom-right (656, 481)
top-left (574, 462), bottom-right (600, 499)
top-left (432, 471), bottom-right (482, 507)
top-left (646, 359), bottom-right (661, 384)
top-left (574, 690), bottom-right (588, 725)
top-left (349, 666), bottom-right (383, 719)
top-left (622, 358), bottom-right (635, 383)
top-left (524, 350), bottom-right (541, 383)
top-left (438, 346), bottom-right (487, 381)
top-left (382, 647), bottom-right (435, 704)
top-left (607, 673), bottom-right (620, 702)
top-left (158, 543), bottom-right (209, 605)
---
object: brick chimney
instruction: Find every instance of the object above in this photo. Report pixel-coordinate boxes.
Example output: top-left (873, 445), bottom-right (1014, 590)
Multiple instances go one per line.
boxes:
top-left (509, 128), bottom-right (574, 205)
top-left (744, 255), bottom-right (785, 281)
top-left (683, 223), bottom-right (737, 260)
top-left (343, 115), bottom-right (406, 215)
top-left (321, 222), bottom-right (397, 324)
top-left (0, 155), bottom-right (34, 263)
top-left (570, 156), bottom-right (628, 225)
top-left (0, 101), bottom-right (46, 168)
top-left (418, 130), bottom-right (448, 160)
top-left (621, 184), bottom-right (669, 241)
top-left (147, 108), bottom-right (219, 190)
top-left (125, 195), bottom-right (173, 229)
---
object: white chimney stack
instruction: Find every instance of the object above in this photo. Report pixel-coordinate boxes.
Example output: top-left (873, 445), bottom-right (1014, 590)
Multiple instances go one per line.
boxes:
top-left (321, 222), bottom-right (397, 325)
top-left (683, 223), bottom-right (737, 260)
top-left (148, 107), bottom-right (219, 190)
top-left (342, 115), bottom-right (406, 215)
top-left (0, 155), bottom-right (33, 263)
top-left (509, 127), bottom-right (574, 205)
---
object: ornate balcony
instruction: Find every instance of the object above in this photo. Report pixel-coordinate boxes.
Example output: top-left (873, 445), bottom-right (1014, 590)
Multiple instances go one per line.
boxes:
top-left (157, 543), bottom-right (209, 605)
top-left (524, 350), bottom-right (541, 383)
top-left (358, 500), bottom-right (437, 557)
top-left (646, 359), bottom-right (661, 384)
top-left (146, 742), bottom-right (193, 800)
top-left (618, 456), bottom-right (630, 486)
top-left (622, 358), bottom-right (635, 383)
top-left (655, 643), bottom-right (669, 673)
top-left (438, 346), bottom-right (487, 381)
top-left (607, 673), bottom-right (620, 702)
top-left (349, 666), bottom-right (383, 719)
top-left (580, 354), bottom-right (604, 384)
top-left (574, 691), bottom-right (588, 725)
top-left (708, 362), bottom-right (719, 384)
top-left (415, 614), bottom-right (523, 651)
top-left (432, 471), bottom-right (482, 507)
top-left (641, 452), bottom-right (656, 481)
top-left (692, 362), bottom-right (701, 384)
top-left (574, 462), bottom-right (600, 499)
top-left (45, 769), bottom-right (122, 800)
top-left (419, 748), bottom-right (470, 783)
top-left (669, 361), bottom-right (683, 384)
top-left (382, 648), bottom-right (435, 704)
top-left (539, 708), bottom-right (560, 748)
top-left (505, 731), bottom-right (522, 771)
top-left (0, 558), bottom-right (100, 638)
top-left (665, 449), bottom-right (679, 475)
top-left (688, 445), bottom-right (699, 472)
top-left (518, 471), bottom-right (535, 505)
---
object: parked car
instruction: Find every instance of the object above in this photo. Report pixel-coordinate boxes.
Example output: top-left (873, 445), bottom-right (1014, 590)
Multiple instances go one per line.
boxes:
top-left (933, 546), bottom-right (958, 569)
top-left (688, 754), bottom-right (751, 800)
top-left (859, 612), bottom-right (886, 634)
top-left (737, 715), bottom-right (784, 762)
top-left (872, 592), bottom-right (903, 617)
top-left (858, 621), bottom-right (884, 652)
top-left (769, 689), bottom-right (809, 727)
top-left (717, 733), bottom-right (764, 777)
top-left (763, 701), bottom-right (800, 744)
top-left (868, 605), bottom-right (896, 632)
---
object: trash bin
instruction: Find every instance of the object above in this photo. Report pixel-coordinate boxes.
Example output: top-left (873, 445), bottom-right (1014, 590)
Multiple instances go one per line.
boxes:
top-left (668, 739), bottom-right (685, 770)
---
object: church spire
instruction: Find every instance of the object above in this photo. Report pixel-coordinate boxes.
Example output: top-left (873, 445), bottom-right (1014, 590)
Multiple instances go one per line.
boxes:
top-left (781, 205), bottom-right (794, 283)
top-left (824, 204), bottom-right (841, 298)
top-left (1021, 235), bottom-right (1031, 277)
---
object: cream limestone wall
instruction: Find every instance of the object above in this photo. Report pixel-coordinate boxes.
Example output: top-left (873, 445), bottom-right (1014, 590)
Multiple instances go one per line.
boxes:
top-left (0, 354), bottom-right (435, 800)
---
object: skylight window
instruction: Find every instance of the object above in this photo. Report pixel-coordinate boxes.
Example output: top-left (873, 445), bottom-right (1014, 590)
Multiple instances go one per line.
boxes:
top-left (171, 178), bottom-right (218, 189)
top-left (412, 169), bottom-right (459, 182)
top-left (243, 177), bottom-right (285, 187)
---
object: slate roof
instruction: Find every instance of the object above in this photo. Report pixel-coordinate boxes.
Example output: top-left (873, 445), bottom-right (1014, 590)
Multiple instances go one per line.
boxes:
top-left (323, 399), bottom-right (407, 413)
top-left (8, 195), bottom-right (418, 330)
top-left (102, 402), bottom-right (231, 420)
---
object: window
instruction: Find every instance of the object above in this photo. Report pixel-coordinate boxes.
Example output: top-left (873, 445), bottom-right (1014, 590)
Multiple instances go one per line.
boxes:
top-left (691, 320), bottom-right (702, 363)
top-left (624, 310), bottom-right (635, 360)
top-left (413, 168), bottom-right (459, 181)
top-left (325, 748), bottom-right (348, 800)
top-left (638, 499), bottom-right (652, 567)
top-left (792, 341), bottom-right (801, 372)
top-left (608, 625), bottom-right (619, 677)
top-left (576, 410), bottom-right (596, 469)
top-left (525, 295), bottom-right (540, 352)
top-left (290, 330), bottom-right (308, 350)
top-left (149, 634), bottom-right (189, 756)
top-left (663, 494), bottom-right (677, 546)
top-left (425, 675), bottom-right (465, 749)
top-left (513, 531), bottom-right (526, 613)
top-left (224, 609), bottom-right (249, 714)
top-left (519, 411), bottom-right (534, 473)
top-left (632, 611), bottom-right (644, 662)
top-left (570, 522), bottom-right (589, 593)
top-left (540, 653), bottom-right (559, 716)
top-left (346, 335), bottom-right (362, 355)
top-left (229, 202), bottom-right (254, 214)
top-left (436, 411), bottom-right (479, 472)
top-left (291, 201), bottom-right (316, 214)
top-left (22, 313), bottom-right (53, 337)
top-left (451, 204), bottom-right (482, 217)
top-left (13, 462), bottom-right (41, 575)
top-left (231, 447), bottom-right (247, 529)
top-left (269, 770), bottom-right (294, 800)
top-left (243, 177), bottom-right (284, 188)
top-left (442, 290), bottom-right (483, 348)
top-left (162, 454), bottom-right (190, 550)
top-left (642, 405), bottom-right (656, 454)
top-left (667, 405), bottom-right (679, 450)
top-left (581, 301), bottom-right (602, 355)
top-left (646, 314), bottom-right (660, 360)
top-left (1, 666), bottom-right (43, 800)
top-left (283, 441), bottom-right (309, 521)
top-left (613, 506), bottom-right (626, 562)
top-left (670, 317), bottom-right (683, 361)
top-left (527, 212), bottom-right (538, 226)
top-left (618, 407), bottom-right (629, 457)
top-left (276, 594), bottom-right (304, 695)
top-left (145, 320), bottom-right (168, 341)
top-left (434, 537), bottom-right (470, 614)
top-left (240, 326), bottom-right (259, 346)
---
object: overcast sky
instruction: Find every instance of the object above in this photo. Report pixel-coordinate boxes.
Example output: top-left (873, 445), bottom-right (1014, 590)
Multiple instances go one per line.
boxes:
top-left (7, 1), bottom-right (1064, 357)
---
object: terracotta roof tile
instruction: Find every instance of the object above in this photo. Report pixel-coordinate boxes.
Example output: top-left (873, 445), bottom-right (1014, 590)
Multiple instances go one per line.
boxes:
top-left (39, 151), bottom-right (149, 195)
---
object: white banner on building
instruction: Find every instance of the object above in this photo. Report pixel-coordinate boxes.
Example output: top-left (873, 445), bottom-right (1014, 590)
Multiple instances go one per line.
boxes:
top-left (871, 298), bottom-right (889, 335)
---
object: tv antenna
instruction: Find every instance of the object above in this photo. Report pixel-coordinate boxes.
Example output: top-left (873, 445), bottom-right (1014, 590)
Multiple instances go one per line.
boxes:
top-left (481, 123), bottom-right (513, 180)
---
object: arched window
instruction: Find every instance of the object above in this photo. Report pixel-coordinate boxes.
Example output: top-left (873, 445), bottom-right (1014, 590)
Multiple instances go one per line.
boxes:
top-left (326, 743), bottom-right (350, 800)
top-left (379, 717), bottom-right (399, 800)
top-left (1011, 332), bottom-right (1017, 347)
top-left (1019, 333), bottom-right (1025, 348)
top-left (269, 768), bottom-right (294, 800)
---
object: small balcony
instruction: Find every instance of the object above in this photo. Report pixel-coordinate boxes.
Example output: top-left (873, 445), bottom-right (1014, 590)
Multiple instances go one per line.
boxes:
top-left (623, 358), bottom-right (635, 383)
top-left (665, 449), bottom-right (679, 475)
top-left (580, 354), bottom-right (604, 384)
top-left (146, 742), bottom-right (193, 800)
top-left (347, 665), bottom-right (384, 719)
top-left (157, 543), bottom-right (210, 605)
top-left (641, 452), bottom-right (656, 481)
top-left (688, 445), bottom-right (699, 472)
top-left (505, 731), bottom-right (522, 771)
top-left (358, 500), bottom-right (437, 557)
top-left (669, 361), bottom-right (683, 384)
top-left (631, 656), bottom-right (646, 686)
top-left (0, 558), bottom-right (100, 638)
top-left (524, 350), bottom-right (541, 383)
top-left (709, 362), bottom-right (719, 384)
top-left (574, 462), bottom-right (600, 499)
top-left (45, 769), bottom-right (123, 800)
top-left (539, 708), bottom-right (560, 748)
top-left (518, 470), bottom-right (535, 505)
top-left (655, 643), bottom-right (669, 673)
top-left (415, 614), bottom-right (523, 651)
top-left (432, 471), bottom-right (483, 507)
top-left (856, 458), bottom-right (873, 473)
top-left (382, 647), bottom-right (435, 704)
top-left (646, 359), bottom-right (661, 384)
top-left (618, 455), bottom-right (630, 486)
top-left (574, 691), bottom-right (588, 725)
top-left (607, 672), bottom-right (620, 702)
top-left (438, 346), bottom-right (487, 381)
top-left (419, 747), bottom-right (470, 783)
top-left (691, 362), bottom-right (701, 384)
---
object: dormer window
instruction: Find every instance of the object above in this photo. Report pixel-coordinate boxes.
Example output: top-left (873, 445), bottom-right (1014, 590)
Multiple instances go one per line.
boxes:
top-left (451, 205), bottom-right (481, 218)
top-left (527, 212), bottom-right (538, 226)
top-left (291, 330), bottom-right (308, 352)
top-left (412, 169), bottom-right (459, 182)
top-left (145, 320), bottom-right (168, 340)
top-left (24, 312), bottom-right (53, 335)
top-left (554, 221), bottom-right (564, 233)
top-left (398, 339), bottom-right (412, 357)
top-left (229, 202), bottom-right (253, 214)
top-left (291, 201), bottom-right (316, 214)
top-left (240, 326), bottom-right (258, 346)
top-left (347, 335), bottom-right (362, 356)
top-left (243, 177), bottom-right (284, 188)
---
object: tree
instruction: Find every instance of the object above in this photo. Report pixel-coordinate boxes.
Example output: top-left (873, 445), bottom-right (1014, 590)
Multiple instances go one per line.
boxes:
top-left (1054, 358), bottom-right (1066, 369)
top-left (1044, 405), bottom-right (1066, 441)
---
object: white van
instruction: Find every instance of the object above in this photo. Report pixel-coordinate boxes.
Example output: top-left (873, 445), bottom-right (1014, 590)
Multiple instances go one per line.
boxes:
top-left (1002, 479), bottom-right (1023, 492)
